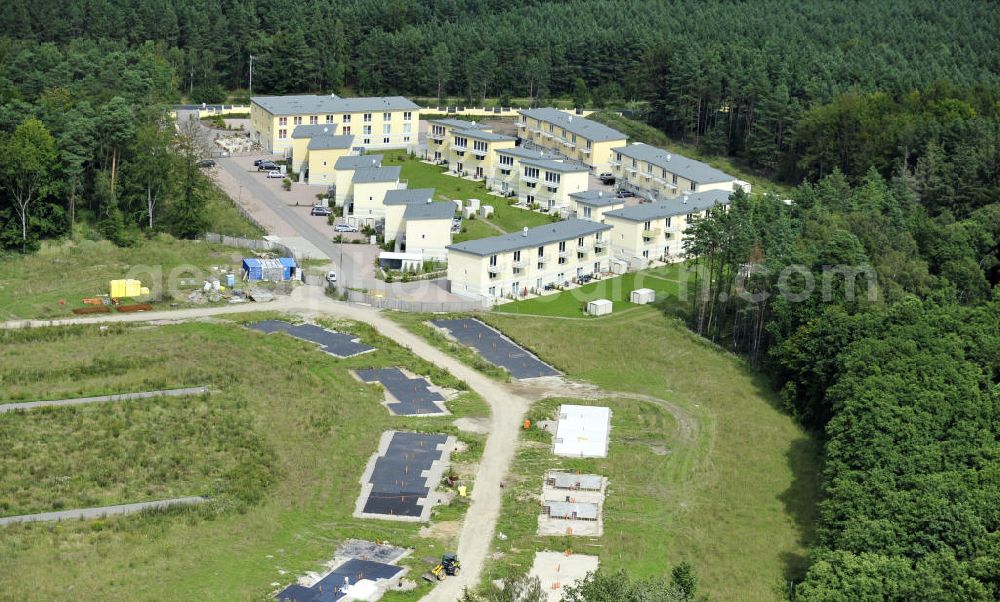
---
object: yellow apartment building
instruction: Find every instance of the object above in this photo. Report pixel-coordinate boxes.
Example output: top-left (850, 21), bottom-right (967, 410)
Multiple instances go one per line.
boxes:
top-left (568, 190), bottom-right (625, 223)
top-left (289, 124), bottom-right (340, 172)
top-left (515, 158), bottom-right (589, 214)
top-left (383, 189), bottom-right (455, 260)
top-left (446, 129), bottom-right (516, 180)
top-left (250, 95), bottom-right (419, 155)
top-left (486, 147), bottom-right (547, 197)
top-left (517, 108), bottom-right (627, 172)
top-left (349, 166), bottom-right (403, 225)
top-left (447, 219), bottom-right (613, 300)
top-left (603, 189), bottom-right (732, 265)
top-left (426, 118), bottom-right (490, 163)
top-left (333, 154), bottom-right (383, 206)
top-left (610, 143), bottom-right (747, 202)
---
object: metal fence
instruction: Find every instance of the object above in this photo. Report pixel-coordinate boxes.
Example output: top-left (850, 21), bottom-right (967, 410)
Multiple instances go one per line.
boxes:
top-left (345, 290), bottom-right (490, 313)
top-left (203, 233), bottom-right (296, 259)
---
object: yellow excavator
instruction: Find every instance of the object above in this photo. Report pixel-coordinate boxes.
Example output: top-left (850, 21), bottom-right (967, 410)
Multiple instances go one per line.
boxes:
top-left (423, 553), bottom-right (461, 581)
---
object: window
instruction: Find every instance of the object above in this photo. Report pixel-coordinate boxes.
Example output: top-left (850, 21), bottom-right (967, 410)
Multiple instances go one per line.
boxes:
top-left (665, 217), bottom-right (672, 228)
top-left (615, 152), bottom-right (621, 162)
top-left (537, 246), bottom-right (545, 258)
top-left (383, 112), bottom-right (391, 121)
top-left (690, 182), bottom-right (697, 191)
top-left (403, 124), bottom-right (412, 134)
top-left (309, 116), bottom-right (318, 125)
top-left (293, 116), bottom-right (302, 125)
top-left (524, 167), bottom-right (539, 180)
top-left (544, 171), bottom-right (560, 184)
top-left (278, 117), bottom-right (287, 126)
top-left (583, 207), bottom-right (592, 219)
top-left (499, 155), bottom-right (514, 166)
top-left (364, 138), bottom-right (370, 145)
top-left (403, 136), bottom-right (410, 143)
top-left (278, 129), bottom-right (287, 139)
top-left (513, 250), bottom-right (521, 262)
top-left (474, 140), bottom-right (488, 152)
top-left (363, 125), bottom-right (372, 135)
top-left (686, 213), bottom-right (693, 221)
top-left (383, 124), bottom-right (391, 135)
top-left (343, 126), bottom-right (351, 135)
top-left (404, 111), bottom-right (412, 120)
top-left (454, 136), bottom-right (467, 149)
top-left (383, 137), bottom-right (390, 144)
top-left (672, 174), bottom-right (678, 185)
top-left (644, 220), bottom-right (651, 230)
top-left (490, 255), bottom-right (498, 266)
top-left (631, 159), bottom-right (637, 168)
top-left (661, 168), bottom-right (667, 178)
top-left (586, 140), bottom-right (592, 149)
top-left (343, 114), bottom-right (351, 123)
top-left (363, 113), bottom-right (372, 122)
top-left (326, 115), bottom-right (334, 123)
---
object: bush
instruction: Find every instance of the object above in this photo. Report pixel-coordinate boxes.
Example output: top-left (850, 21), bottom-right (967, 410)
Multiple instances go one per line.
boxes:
top-left (190, 83), bottom-right (227, 105)
top-left (281, 178), bottom-right (291, 191)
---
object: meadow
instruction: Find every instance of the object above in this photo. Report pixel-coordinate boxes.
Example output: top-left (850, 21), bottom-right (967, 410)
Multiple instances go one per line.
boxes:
top-left (0, 316), bottom-right (487, 601)
top-left (394, 308), bottom-right (820, 601)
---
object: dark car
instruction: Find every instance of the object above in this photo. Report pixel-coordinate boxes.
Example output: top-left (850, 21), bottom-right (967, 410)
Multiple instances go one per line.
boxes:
top-left (598, 172), bottom-right (616, 185)
top-left (616, 189), bottom-right (635, 198)
top-left (310, 206), bottom-right (332, 216)
top-left (257, 161), bottom-right (279, 172)
top-left (196, 159), bottom-right (216, 168)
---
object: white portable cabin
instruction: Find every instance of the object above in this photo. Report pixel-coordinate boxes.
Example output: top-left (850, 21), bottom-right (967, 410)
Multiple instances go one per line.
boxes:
top-left (586, 299), bottom-right (612, 316)
top-left (630, 288), bottom-right (656, 304)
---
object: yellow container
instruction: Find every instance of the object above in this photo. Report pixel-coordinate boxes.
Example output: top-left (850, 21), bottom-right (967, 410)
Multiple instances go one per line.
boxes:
top-left (110, 279), bottom-right (144, 298)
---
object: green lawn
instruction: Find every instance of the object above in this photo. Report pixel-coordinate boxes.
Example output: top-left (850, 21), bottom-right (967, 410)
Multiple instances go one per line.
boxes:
top-left (203, 181), bottom-right (267, 238)
top-left (0, 318), bottom-right (487, 601)
top-left (379, 150), bottom-right (554, 238)
top-left (0, 236), bottom-right (248, 320)
top-left (496, 264), bottom-right (688, 318)
top-left (392, 309), bottom-right (820, 601)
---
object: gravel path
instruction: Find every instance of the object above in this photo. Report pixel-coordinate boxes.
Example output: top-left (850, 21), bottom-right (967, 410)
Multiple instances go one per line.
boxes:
top-left (0, 497), bottom-right (208, 526)
top-left (0, 387), bottom-right (210, 414)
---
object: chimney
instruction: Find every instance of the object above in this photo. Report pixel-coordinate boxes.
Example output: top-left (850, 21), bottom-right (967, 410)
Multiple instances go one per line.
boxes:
top-left (323, 127), bottom-right (328, 133)
top-left (666, 154), bottom-right (672, 162)
top-left (426, 197), bottom-right (432, 204)
top-left (598, 191), bottom-right (603, 197)
top-left (683, 195), bottom-right (689, 204)
top-left (522, 227), bottom-right (529, 237)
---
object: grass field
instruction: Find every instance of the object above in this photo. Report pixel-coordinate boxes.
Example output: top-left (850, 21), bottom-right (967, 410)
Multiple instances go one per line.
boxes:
top-left (0, 317), bottom-right (487, 600)
top-left (488, 396), bottom-right (680, 578)
top-left (0, 237), bottom-right (249, 320)
top-left (393, 308), bottom-right (820, 600)
top-left (0, 393), bottom-right (273, 516)
top-left (495, 264), bottom-right (688, 318)
top-left (204, 181), bottom-right (267, 238)
top-left (379, 150), bottom-right (554, 238)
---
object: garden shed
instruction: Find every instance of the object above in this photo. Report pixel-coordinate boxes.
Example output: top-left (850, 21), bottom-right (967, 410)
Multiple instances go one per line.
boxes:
top-left (630, 288), bottom-right (656, 304)
top-left (586, 299), bottom-right (612, 316)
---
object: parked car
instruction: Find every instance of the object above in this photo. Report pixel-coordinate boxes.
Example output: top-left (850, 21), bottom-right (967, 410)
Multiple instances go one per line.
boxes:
top-left (616, 189), bottom-right (635, 198)
top-left (196, 159), bottom-right (216, 168)
top-left (258, 162), bottom-right (279, 172)
top-left (253, 159), bottom-right (263, 166)
top-left (266, 170), bottom-right (283, 178)
top-left (334, 223), bottom-right (359, 233)
top-left (310, 206), bottom-right (332, 216)
top-left (598, 172), bottom-right (615, 185)
top-left (326, 270), bottom-right (337, 283)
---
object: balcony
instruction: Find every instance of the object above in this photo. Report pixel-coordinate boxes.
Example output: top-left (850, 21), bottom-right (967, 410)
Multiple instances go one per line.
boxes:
top-left (517, 121), bottom-right (526, 128)
top-left (626, 166), bottom-right (638, 174)
top-left (429, 132), bottom-right (445, 141)
top-left (594, 238), bottom-right (609, 250)
top-left (610, 160), bottom-right (621, 167)
top-left (557, 249), bottom-right (570, 258)
top-left (561, 139), bottom-right (575, 148)
top-left (453, 144), bottom-right (467, 151)
top-left (520, 174), bottom-right (538, 183)
top-left (642, 227), bottom-right (662, 240)
top-left (581, 146), bottom-right (591, 154)
top-left (576, 244), bottom-right (588, 253)
top-left (511, 259), bottom-right (524, 269)
top-left (472, 149), bottom-right (487, 159)
top-left (488, 264), bottom-right (503, 275)
top-left (537, 254), bottom-right (549, 263)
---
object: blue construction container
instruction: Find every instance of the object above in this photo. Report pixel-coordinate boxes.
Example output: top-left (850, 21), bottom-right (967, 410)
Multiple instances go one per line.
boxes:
top-left (241, 257), bottom-right (298, 281)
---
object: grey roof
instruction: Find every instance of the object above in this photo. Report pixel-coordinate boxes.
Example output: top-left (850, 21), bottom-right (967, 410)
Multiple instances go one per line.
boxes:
top-left (307, 135), bottom-right (354, 150)
top-left (613, 143), bottom-right (734, 184)
top-left (520, 158), bottom-right (589, 173)
top-left (335, 154), bottom-right (383, 170)
top-left (569, 190), bottom-right (623, 208)
top-left (549, 472), bottom-right (604, 490)
top-left (448, 219), bottom-right (611, 257)
top-left (429, 118), bottom-right (488, 130)
top-left (604, 189), bottom-right (732, 222)
top-left (520, 107), bottom-right (626, 142)
top-left (496, 147), bottom-right (548, 160)
top-left (292, 124), bottom-right (338, 139)
top-left (352, 166), bottom-right (401, 184)
top-left (384, 188), bottom-right (437, 206)
top-left (252, 95), bottom-right (420, 116)
top-left (455, 129), bottom-right (515, 143)
top-left (404, 201), bottom-right (456, 221)
top-left (544, 501), bottom-right (600, 520)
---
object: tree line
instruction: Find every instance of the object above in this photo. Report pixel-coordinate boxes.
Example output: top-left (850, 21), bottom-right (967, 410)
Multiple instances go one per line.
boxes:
top-left (0, 40), bottom-right (213, 252)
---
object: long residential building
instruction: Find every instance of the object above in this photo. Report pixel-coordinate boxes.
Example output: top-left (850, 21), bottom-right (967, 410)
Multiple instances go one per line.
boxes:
top-left (603, 189), bottom-right (732, 265)
top-left (425, 118), bottom-right (489, 163)
top-left (517, 108), bottom-right (627, 172)
top-left (447, 219), bottom-right (613, 300)
top-left (383, 188), bottom-right (454, 260)
top-left (250, 95), bottom-right (420, 154)
top-left (610, 143), bottom-right (747, 202)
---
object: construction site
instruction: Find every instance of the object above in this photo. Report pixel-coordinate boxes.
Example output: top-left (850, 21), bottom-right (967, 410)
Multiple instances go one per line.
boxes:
top-left (552, 404), bottom-right (612, 458)
top-left (537, 471), bottom-right (608, 537)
